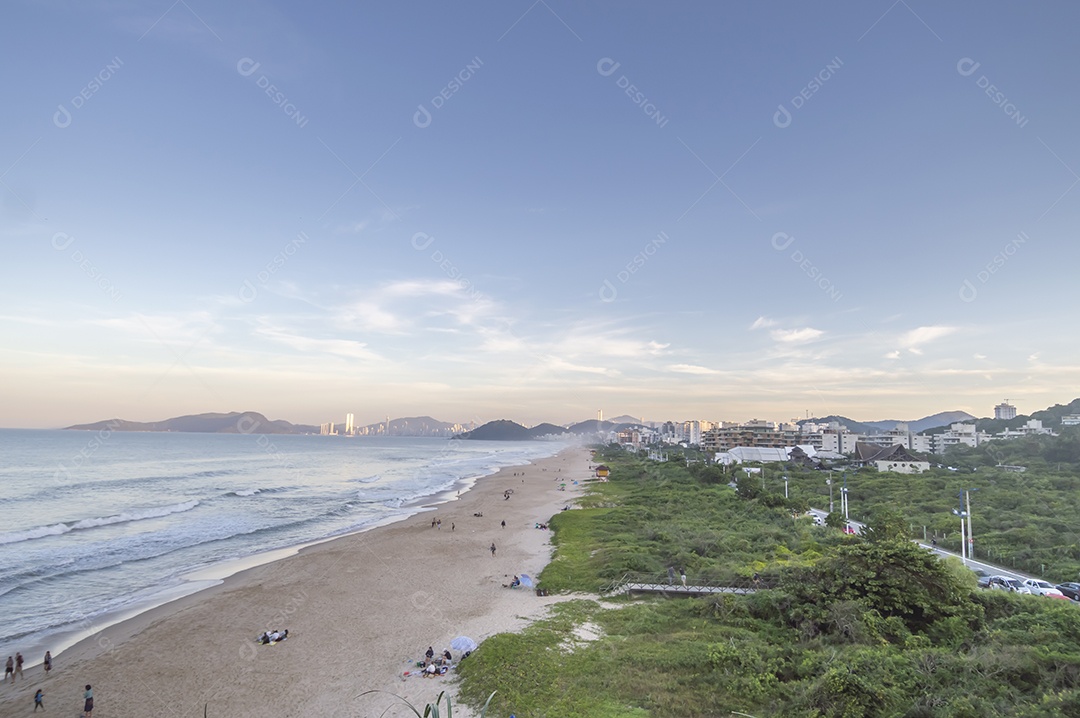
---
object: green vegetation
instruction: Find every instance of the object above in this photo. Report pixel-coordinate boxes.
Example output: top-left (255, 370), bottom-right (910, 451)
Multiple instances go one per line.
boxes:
top-left (456, 448), bottom-right (1080, 717)
top-left (781, 430), bottom-right (1080, 581)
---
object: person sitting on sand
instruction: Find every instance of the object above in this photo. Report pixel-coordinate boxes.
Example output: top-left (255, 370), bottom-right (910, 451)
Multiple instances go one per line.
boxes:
top-left (425, 646), bottom-right (434, 661)
top-left (424, 662), bottom-right (438, 677)
top-left (443, 650), bottom-right (452, 662)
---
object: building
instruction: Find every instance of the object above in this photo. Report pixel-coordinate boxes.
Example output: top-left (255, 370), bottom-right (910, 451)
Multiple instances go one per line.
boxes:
top-left (853, 442), bottom-right (930, 474)
top-left (996, 419), bottom-right (1055, 439)
top-left (994, 401), bottom-right (1018, 420)
top-left (345, 413), bottom-right (354, 435)
top-left (1062, 414), bottom-right (1080, 426)
top-left (932, 423), bottom-right (991, 453)
top-left (701, 420), bottom-right (799, 452)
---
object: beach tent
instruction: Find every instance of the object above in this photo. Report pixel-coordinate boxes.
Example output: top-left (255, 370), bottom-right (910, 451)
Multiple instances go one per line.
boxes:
top-left (451, 636), bottom-right (478, 653)
top-left (519, 573), bottom-right (534, 588)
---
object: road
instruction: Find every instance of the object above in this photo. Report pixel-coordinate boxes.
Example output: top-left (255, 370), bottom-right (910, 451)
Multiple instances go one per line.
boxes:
top-left (807, 508), bottom-right (1047, 585)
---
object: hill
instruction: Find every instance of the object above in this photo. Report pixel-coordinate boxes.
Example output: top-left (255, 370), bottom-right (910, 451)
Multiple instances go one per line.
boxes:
top-left (863, 410), bottom-right (978, 433)
top-left (454, 420), bottom-right (573, 440)
top-left (64, 411), bottom-right (317, 434)
top-left (803, 411), bottom-right (976, 435)
top-left (798, 415), bottom-right (878, 435)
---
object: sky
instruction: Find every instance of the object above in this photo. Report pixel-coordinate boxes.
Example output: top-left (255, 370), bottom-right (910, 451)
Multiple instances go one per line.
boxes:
top-left (3, 1), bottom-right (1079, 429)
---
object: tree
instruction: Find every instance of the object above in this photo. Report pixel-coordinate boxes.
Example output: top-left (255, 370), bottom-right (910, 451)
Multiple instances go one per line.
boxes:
top-left (861, 507), bottom-right (910, 543)
top-left (824, 511), bottom-right (846, 529)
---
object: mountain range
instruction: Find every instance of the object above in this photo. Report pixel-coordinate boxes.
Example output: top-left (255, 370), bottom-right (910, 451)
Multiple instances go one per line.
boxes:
top-left (64, 411), bottom-right (318, 435)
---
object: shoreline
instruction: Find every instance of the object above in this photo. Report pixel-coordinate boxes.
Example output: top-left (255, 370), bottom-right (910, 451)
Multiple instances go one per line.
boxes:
top-left (9, 441), bottom-right (570, 672)
top-left (0, 444), bottom-right (593, 717)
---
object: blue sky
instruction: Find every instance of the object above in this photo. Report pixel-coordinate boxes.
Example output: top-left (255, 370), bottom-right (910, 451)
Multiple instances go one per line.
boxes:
top-left (3, 1), bottom-right (1078, 428)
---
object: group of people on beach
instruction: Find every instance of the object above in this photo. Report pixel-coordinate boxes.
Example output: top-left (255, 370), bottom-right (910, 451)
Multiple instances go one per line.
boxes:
top-left (5, 651), bottom-right (69, 713)
top-left (416, 646), bottom-right (464, 678)
top-left (6, 650), bottom-right (90, 715)
top-left (257, 629), bottom-right (289, 644)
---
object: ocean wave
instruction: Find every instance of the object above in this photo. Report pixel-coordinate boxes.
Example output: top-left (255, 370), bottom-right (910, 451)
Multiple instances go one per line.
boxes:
top-left (0, 500), bottom-right (201, 546)
top-left (230, 488), bottom-right (261, 497)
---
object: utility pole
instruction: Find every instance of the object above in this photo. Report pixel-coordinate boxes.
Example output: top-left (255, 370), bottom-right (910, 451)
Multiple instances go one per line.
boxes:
top-left (827, 478), bottom-right (833, 514)
top-left (784, 476), bottom-right (789, 499)
top-left (965, 488), bottom-right (978, 559)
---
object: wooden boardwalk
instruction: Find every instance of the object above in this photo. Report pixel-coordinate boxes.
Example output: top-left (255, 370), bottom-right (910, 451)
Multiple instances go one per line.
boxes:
top-left (603, 575), bottom-right (762, 597)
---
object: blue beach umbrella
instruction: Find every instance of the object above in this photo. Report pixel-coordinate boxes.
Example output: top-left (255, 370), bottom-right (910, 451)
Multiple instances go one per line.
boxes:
top-left (451, 636), bottom-right (478, 653)
top-left (519, 573), bottom-right (534, 587)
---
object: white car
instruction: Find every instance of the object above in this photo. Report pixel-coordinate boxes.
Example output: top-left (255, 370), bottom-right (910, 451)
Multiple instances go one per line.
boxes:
top-left (1023, 579), bottom-right (1065, 597)
top-left (988, 576), bottom-right (1032, 594)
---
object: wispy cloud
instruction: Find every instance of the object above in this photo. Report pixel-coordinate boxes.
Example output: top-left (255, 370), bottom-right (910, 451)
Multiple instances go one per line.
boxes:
top-left (771, 327), bottom-right (824, 344)
top-left (899, 325), bottom-right (956, 350)
top-left (668, 363), bottom-right (720, 375)
top-left (750, 316), bottom-right (777, 330)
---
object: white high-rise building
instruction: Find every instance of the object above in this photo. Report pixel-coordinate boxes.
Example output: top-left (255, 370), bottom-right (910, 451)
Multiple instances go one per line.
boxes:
top-left (346, 413), bottom-right (354, 435)
top-left (994, 401), bottom-right (1017, 420)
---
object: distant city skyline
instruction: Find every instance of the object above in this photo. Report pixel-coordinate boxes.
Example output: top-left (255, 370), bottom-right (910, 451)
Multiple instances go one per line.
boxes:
top-left (4, 3), bottom-right (1079, 429)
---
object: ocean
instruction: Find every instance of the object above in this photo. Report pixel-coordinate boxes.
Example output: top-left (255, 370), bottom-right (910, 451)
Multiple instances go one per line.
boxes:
top-left (0, 429), bottom-right (566, 666)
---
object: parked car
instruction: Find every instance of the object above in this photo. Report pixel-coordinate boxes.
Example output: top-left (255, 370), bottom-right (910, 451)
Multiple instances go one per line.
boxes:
top-left (986, 576), bottom-right (1031, 594)
top-left (1056, 582), bottom-right (1080, 601)
top-left (1023, 579), bottom-right (1065, 597)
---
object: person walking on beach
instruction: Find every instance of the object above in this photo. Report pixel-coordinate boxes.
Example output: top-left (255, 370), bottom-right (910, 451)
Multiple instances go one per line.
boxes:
top-left (34, 689), bottom-right (44, 712)
top-left (451, 523), bottom-right (455, 531)
top-left (84, 684), bottom-right (94, 717)
top-left (490, 542), bottom-right (496, 557)
top-left (501, 520), bottom-right (506, 529)
top-left (437, 519), bottom-right (442, 530)
top-left (43, 651), bottom-right (52, 676)
top-left (15, 652), bottom-right (24, 680)
top-left (4, 656), bottom-right (12, 682)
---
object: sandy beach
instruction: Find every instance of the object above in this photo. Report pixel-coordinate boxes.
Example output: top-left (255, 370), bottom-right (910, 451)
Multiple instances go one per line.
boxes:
top-left (0, 444), bottom-right (592, 717)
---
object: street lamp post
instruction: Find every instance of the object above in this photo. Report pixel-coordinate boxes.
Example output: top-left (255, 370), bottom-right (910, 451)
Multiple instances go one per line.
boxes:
top-left (841, 473), bottom-right (849, 521)
top-left (784, 476), bottom-right (789, 499)
top-left (952, 492), bottom-right (969, 562)
top-left (827, 478), bottom-right (833, 514)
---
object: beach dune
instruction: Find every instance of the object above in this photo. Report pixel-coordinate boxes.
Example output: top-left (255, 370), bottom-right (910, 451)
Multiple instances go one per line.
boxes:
top-left (0, 445), bottom-right (591, 717)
